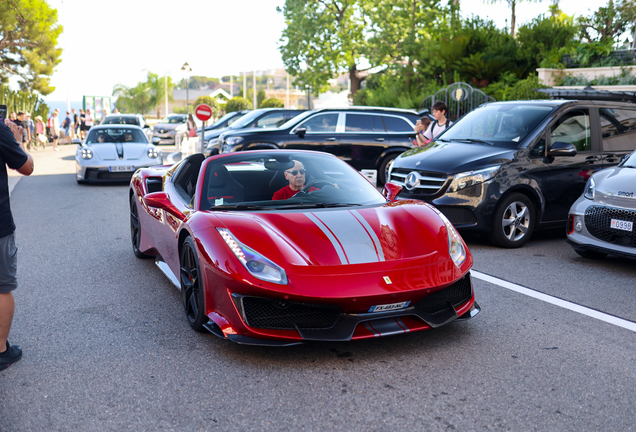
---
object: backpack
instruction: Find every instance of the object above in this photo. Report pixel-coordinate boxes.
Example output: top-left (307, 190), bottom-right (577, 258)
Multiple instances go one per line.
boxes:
top-left (47, 116), bottom-right (54, 128)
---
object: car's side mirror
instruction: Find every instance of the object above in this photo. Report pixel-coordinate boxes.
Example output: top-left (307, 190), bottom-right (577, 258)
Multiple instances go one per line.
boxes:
top-left (143, 124), bottom-right (150, 128)
top-left (383, 182), bottom-right (402, 201)
top-left (152, 136), bottom-right (161, 145)
top-left (548, 142), bottom-right (577, 157)
top-left (143, 192), bottom-right (186, 221)
top-left (294, 127), bottom-right (307, 137)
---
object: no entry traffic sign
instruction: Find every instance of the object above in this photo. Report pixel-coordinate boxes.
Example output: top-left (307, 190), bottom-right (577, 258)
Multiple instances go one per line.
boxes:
top-left (195, 104), bottom-right (213, 122)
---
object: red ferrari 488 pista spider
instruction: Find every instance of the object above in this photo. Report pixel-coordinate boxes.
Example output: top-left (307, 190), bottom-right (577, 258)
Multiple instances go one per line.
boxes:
top-left (129, 150), bottom-right (480, 345)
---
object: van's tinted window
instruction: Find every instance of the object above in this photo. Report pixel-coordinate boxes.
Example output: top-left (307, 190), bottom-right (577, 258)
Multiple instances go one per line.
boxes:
top-left (600, 108), bottom-right (636, 151)
top-left (345, 114), bottom-right (384, 132)
top-left (439, 104), bottom-right (553, 148)
top-left (383, 115), bottom-right (412, 133)
top-left (551, 110), bottom-right (591, 152)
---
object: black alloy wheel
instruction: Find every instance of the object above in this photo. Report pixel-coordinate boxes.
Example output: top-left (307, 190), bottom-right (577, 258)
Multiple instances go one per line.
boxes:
top-left (130, 194), bottom-right (153, 259)
top-left (491, 192), bottom-right (536, 248)
top-left (180, 236), bottom-right (207, 332)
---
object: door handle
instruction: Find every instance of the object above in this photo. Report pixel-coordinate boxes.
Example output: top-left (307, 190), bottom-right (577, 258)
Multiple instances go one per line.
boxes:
top-left (605, 154), bottom-right (620, 163)
top-left (585, 155), bottom-right (600, 164)
top-left (325, 137), bottom-right (336, 141)
top-left (375, 138), bottom-right (385, 142)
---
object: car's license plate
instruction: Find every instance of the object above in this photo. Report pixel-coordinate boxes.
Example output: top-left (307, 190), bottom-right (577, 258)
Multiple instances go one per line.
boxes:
top-left (368, 301), bottom-right (411, 313)
top-left (109, 166), bottom-right (135, 172)
top-left (610, 219), bottom-right (633, 232)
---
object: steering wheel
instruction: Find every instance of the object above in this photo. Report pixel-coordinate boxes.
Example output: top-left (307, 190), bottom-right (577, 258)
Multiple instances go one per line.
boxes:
top-left (300, 179), bottom-right (337, 193)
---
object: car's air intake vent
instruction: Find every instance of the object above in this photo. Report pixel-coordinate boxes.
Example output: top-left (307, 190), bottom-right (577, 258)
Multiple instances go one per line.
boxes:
top-left (585, 206), bottom-right (636, 247)
top-left (415, 273), bottom-right (473, 316)
top-left (242, 297), bottom-right (342, 330)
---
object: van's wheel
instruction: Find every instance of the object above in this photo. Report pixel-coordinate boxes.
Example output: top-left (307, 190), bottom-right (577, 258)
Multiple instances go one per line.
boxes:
top-left (491, 193), bottom-right (535, 248)
top-left (180, 236), bottom-right (207, 332)
top-left (378, 154), bottom-right (398, 185)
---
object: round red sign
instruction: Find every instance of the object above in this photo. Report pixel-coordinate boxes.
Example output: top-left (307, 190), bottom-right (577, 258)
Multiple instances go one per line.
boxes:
top-left (194, 104), bottom-right (213, 122)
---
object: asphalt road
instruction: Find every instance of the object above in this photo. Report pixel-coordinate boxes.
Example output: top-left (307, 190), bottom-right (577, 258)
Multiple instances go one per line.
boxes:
top-left (1, 146), bottom-right (635, 431)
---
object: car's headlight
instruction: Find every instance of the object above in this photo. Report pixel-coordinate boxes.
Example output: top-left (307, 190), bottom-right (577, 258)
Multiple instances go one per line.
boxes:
top-left (438, 212), bottom-right (467, 268)
top-left (583, 177), bottom-right (595, 200)
top-left (81, 148), bottom-right (93, 159)
top-left (147, 147), bottom-right (160, 158)
top-left (217, 228), bottom-right (288, 284)
top-left (447, 166), bottom-right (500, 193)
top-left (206, 138), bottom-right (218, 149)
top-left (225, 137), bottom-right (244, 146)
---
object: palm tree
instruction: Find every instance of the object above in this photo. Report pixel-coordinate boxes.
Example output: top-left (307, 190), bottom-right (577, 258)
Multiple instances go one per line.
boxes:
top-left (145, 72), bottom-right (175, 118)
top-left (489, 0), bottom-right (542, 38)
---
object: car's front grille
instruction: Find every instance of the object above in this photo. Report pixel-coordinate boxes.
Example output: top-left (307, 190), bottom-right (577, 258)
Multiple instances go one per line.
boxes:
top-left (85, 168), bottom-right (134, 181)
top-left (585, 205), bottom-right (636, 247)
top-left (415, 273), bottom-right (473, 316)
top-left (242, 297), bottom-right (342, 330)
top-left (389, 168), bottom-right (448, 196)
top-left (438, 206), bottom-right (478, 226)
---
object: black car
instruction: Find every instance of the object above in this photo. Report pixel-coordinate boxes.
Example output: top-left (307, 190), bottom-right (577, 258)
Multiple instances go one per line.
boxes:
top-left (388, 92), bottom-right (636, 248)
top-left (217, 107), bottom-right (420, 184)
top-left (198, 110), bottom-right (248, 133)
top-left (203, 108), bottom-right (305, 157)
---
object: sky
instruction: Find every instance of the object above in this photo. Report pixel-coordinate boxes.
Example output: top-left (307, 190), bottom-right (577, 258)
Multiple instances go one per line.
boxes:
top-left (39, 0), bottom-right (605, 104)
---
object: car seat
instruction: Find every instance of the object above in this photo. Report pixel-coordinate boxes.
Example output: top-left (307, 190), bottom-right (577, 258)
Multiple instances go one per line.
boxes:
top-left (207, 165), bottom-right (245, 206)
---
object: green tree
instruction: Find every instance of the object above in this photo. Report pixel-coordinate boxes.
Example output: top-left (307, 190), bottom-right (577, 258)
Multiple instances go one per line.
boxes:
top-left (193, 95), bottom-right (221, 119)
top-left (260, 98), bottom-right (284, 108)
top-left (146, 72), bottom-right (175, 118)
top-left (0, 0), bottom-right (62, 95)
top-left (516, 13), bottom-right (578, 71)
top-left (578, 0), bottom-right (636, 43)
top-left (112, 82), bottom-right (152, 115)
top-left (257, 89), bottom-right (266, 108)
top-left (278, 0), bottom-right (369, 95)
top-left (225, 97), bottom-right (253, 113)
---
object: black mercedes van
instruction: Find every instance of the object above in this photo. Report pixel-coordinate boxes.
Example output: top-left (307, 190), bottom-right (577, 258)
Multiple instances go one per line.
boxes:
top-left (389, 93), bottom-right (636, 247)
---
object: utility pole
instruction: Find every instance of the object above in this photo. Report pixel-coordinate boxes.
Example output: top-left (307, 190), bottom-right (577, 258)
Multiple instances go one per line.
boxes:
top-left (181, 62), bottom-right (191, 113)
top-left (253, 70), bottom-right (257, 109)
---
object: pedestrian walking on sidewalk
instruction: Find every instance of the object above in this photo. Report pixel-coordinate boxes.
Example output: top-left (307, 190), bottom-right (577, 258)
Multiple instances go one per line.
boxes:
top-left (0, 118), bottom-right (34, 372)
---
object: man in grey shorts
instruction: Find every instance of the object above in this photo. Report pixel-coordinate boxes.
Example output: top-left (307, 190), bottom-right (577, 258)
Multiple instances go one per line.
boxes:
top-left (0, 118), bottom-right (34, 371)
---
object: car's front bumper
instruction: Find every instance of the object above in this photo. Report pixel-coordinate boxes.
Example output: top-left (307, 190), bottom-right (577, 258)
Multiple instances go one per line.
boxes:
top-left (76, 159), bottom-right (163, 183)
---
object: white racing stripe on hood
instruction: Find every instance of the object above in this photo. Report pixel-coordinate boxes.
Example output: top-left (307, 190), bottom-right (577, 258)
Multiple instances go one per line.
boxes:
top-left (306, 210), bottom-right (383, 264)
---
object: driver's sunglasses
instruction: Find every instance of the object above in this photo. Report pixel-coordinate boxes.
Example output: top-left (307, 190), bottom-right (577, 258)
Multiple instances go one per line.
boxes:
top-left (286, 169), bottom-right (306, 176)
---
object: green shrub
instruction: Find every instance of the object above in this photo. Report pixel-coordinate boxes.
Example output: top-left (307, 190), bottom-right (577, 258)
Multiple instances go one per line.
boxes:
top-left (260, 98), bottom-right (284, 108)
top-left (172, 106), bottom-right (187, 114)
top-left (225, 97), bottom-right (253, 112)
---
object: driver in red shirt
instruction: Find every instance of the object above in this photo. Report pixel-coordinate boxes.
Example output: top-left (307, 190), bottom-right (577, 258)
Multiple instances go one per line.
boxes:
top-left (273, 160), bottom-right (317, 200)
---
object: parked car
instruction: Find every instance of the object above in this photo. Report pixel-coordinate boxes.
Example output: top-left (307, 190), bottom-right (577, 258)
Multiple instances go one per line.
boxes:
top-left (76, 125), bottom-right (163, 184)
top-left (217, 107), bottom-right (421, 184)
top-left (567, 149), bottom-right (636, 259)
top-left (152, 114), bottom-right (188, 145)
top-left (203, 108), bottom-right (305, 157)
top-left (129, 150), bottom-right (479, 345)
top-left (198, 110), bottom-right (248, 134)
top-left (100, 113), bottom-right (153, 141)
top-left (388, 91), bottom-right (636, 248)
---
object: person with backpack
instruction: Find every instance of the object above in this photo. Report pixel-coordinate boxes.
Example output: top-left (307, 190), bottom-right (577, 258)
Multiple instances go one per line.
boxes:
top-left (421, 101), bottom-right (452, 143)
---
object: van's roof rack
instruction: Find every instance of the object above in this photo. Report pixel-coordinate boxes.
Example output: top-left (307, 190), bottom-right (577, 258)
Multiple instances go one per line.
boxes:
top-left (534, 87), bottom-right (636, 103)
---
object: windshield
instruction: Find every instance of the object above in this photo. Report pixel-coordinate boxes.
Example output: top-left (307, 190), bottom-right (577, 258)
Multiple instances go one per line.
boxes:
top-left (228, 110), bottom-right (267, 129)
top-left (439, 104), bottom-right (554, 148)
top-left (101, 116), bottom-right (139, 125)
top-left (209, 112), bottom-right (244, 129)
top-left (200, 151), bottom-right (386, 211)
top-left (86, 128), bottom-right (148, 144)
top-left (620, 150), bottom-right (636, 168)
top-left (279, 111), bottom-right (314, 130)
top-left (159, 115), bottom-right (187, 124)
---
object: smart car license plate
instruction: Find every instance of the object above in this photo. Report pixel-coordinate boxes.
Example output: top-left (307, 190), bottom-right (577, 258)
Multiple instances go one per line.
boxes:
top-left (610, 219), bottom-right (633, 232)
top-left (109, 166), bottom-right (135, 172)
top-left (368, 301), bottom-right (411, 313)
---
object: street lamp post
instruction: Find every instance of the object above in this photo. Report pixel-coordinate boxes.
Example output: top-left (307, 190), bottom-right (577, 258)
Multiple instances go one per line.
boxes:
top-left (181, 62), bottom-right (192, 113)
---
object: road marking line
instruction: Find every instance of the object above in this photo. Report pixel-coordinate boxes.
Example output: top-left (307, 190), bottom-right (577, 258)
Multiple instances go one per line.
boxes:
top-left (471, 270), bottom-right (636, 333)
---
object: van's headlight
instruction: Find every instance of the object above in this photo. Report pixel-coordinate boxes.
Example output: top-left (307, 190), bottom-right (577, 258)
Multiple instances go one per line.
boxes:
top-left (147, 147), bottom-right (160, 158)
top-left (448, 166), bottom-right (499, 193)
top-left (583, 177), bottom-right (595, 200)
top-left (81, 148), bottom-right (93, 159)
top-left (438, 212), bottom-right (467, 268)
top-left (217, 228), bottom-right (287, 284)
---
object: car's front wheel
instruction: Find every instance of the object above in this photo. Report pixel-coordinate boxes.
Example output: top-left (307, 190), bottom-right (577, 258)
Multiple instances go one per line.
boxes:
top-left (378, 154), bottom-right (398, 185)
top-left (491, 193), bottom-right (535, 248)
top-left (180, 236), bottom-right (207, 332)
top-left (130, 194), bottom-right (153, 259)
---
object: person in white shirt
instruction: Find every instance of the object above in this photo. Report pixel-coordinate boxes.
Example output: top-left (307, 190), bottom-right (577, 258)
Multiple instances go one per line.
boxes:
top-left (422, 101), bottom-right (452, 142)
top-left (84, 109), bottom-right (94, 132)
